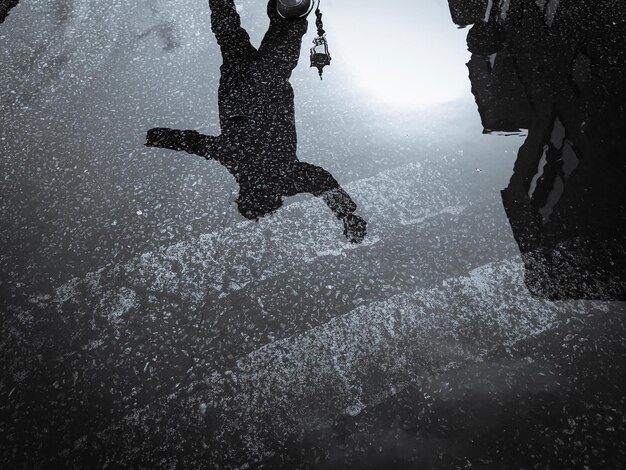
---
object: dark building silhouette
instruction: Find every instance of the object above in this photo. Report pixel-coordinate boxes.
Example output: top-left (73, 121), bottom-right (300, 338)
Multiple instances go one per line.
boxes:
top-left (447, 0), bottom-right (489, 27)
top-left (466, 50), bottom-right (532, 132)
top-left (146, 0), bottom-right (366, 243)
top-left (449, 0), bottom-right (626, 300)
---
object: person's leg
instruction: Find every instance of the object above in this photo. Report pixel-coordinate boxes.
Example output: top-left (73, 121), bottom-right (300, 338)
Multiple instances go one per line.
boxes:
top-left (208, 0), bottom-right (257, 65)
top-left (276, 0), bottom-right (314, 19)
top-left (258, 0), bottom-right (308, 80)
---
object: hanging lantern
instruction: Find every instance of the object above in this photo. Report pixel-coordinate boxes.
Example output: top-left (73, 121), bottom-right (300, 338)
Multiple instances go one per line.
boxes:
top-left (310, 2), bottom-right (331, 79)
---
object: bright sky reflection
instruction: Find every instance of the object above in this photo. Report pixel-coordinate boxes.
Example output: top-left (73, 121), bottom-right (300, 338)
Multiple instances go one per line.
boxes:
top-left (324, 0), bottom-right (472, 108)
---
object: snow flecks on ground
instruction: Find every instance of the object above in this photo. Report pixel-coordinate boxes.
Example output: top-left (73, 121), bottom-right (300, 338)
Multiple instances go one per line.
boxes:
top-left (91, 257), bottom-right (612, 468)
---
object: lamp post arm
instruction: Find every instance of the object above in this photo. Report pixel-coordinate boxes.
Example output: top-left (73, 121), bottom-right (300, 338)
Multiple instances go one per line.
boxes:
top-left (315, 1), bottom-right (325, 37)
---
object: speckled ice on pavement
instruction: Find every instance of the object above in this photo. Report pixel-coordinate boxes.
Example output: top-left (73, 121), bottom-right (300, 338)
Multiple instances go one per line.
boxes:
top-left (2, 0), bottom-right (624, 468)
top-left (83, 258), bottom-right (616, 468)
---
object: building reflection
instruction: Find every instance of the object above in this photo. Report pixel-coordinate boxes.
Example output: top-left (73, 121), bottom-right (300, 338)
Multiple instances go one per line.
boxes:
top-left (146, 0), bottom-right (366, 243)
top-left (449, 0), bottom-right (626, 299)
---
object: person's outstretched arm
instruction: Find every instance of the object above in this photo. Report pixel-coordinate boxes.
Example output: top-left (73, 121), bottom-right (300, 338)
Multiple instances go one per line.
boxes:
top-left (145, 128), bottom-right (219, 159)
top-left (320, 188), bottom-right (368, 244)
top-left (292, 161), bottom-right (367, 243)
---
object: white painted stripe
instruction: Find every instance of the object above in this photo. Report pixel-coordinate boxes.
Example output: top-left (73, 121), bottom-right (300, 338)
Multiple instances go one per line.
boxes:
top-left (95, 258), bottom-right (611, 465)
top-left (50, 160), bottom-right (466, 323)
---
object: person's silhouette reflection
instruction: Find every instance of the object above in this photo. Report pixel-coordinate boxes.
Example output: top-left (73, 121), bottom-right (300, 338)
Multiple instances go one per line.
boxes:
top-left (146, 0), bottom-right (366, 243)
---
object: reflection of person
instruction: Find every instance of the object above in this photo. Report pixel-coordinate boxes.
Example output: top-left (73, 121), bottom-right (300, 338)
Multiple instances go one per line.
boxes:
top-left (146, 0), bottom-right (366, 243)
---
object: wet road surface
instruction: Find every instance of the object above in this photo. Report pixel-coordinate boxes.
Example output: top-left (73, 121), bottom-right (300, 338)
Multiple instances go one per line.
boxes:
top-left (1, 0), bottom-right (625, 468)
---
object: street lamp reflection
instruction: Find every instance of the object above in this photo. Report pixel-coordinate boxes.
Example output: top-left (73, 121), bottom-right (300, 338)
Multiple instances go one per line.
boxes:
top-left (310, 1), bottom-right (331, 79)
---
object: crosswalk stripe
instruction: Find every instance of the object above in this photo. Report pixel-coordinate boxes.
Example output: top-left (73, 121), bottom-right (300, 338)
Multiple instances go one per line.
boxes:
top-left (50, 160), bottom-right (466, 319)
top-left (87, 258), bottom-right (610, 467)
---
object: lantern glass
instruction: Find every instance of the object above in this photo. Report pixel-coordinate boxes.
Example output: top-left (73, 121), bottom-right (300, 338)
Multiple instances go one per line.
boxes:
top-left (310, 38), bottom-right (331, 78)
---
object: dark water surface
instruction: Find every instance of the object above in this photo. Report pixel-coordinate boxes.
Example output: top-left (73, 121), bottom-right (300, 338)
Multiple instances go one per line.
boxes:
top-left (1, 0), bottom-right (625, 468)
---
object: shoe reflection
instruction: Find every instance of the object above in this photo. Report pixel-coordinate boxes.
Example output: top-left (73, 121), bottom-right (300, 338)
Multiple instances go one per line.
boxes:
top-left (146, 0), bottom-right (366, 243)
top-left (449, 0), bottom-right (626, 300)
